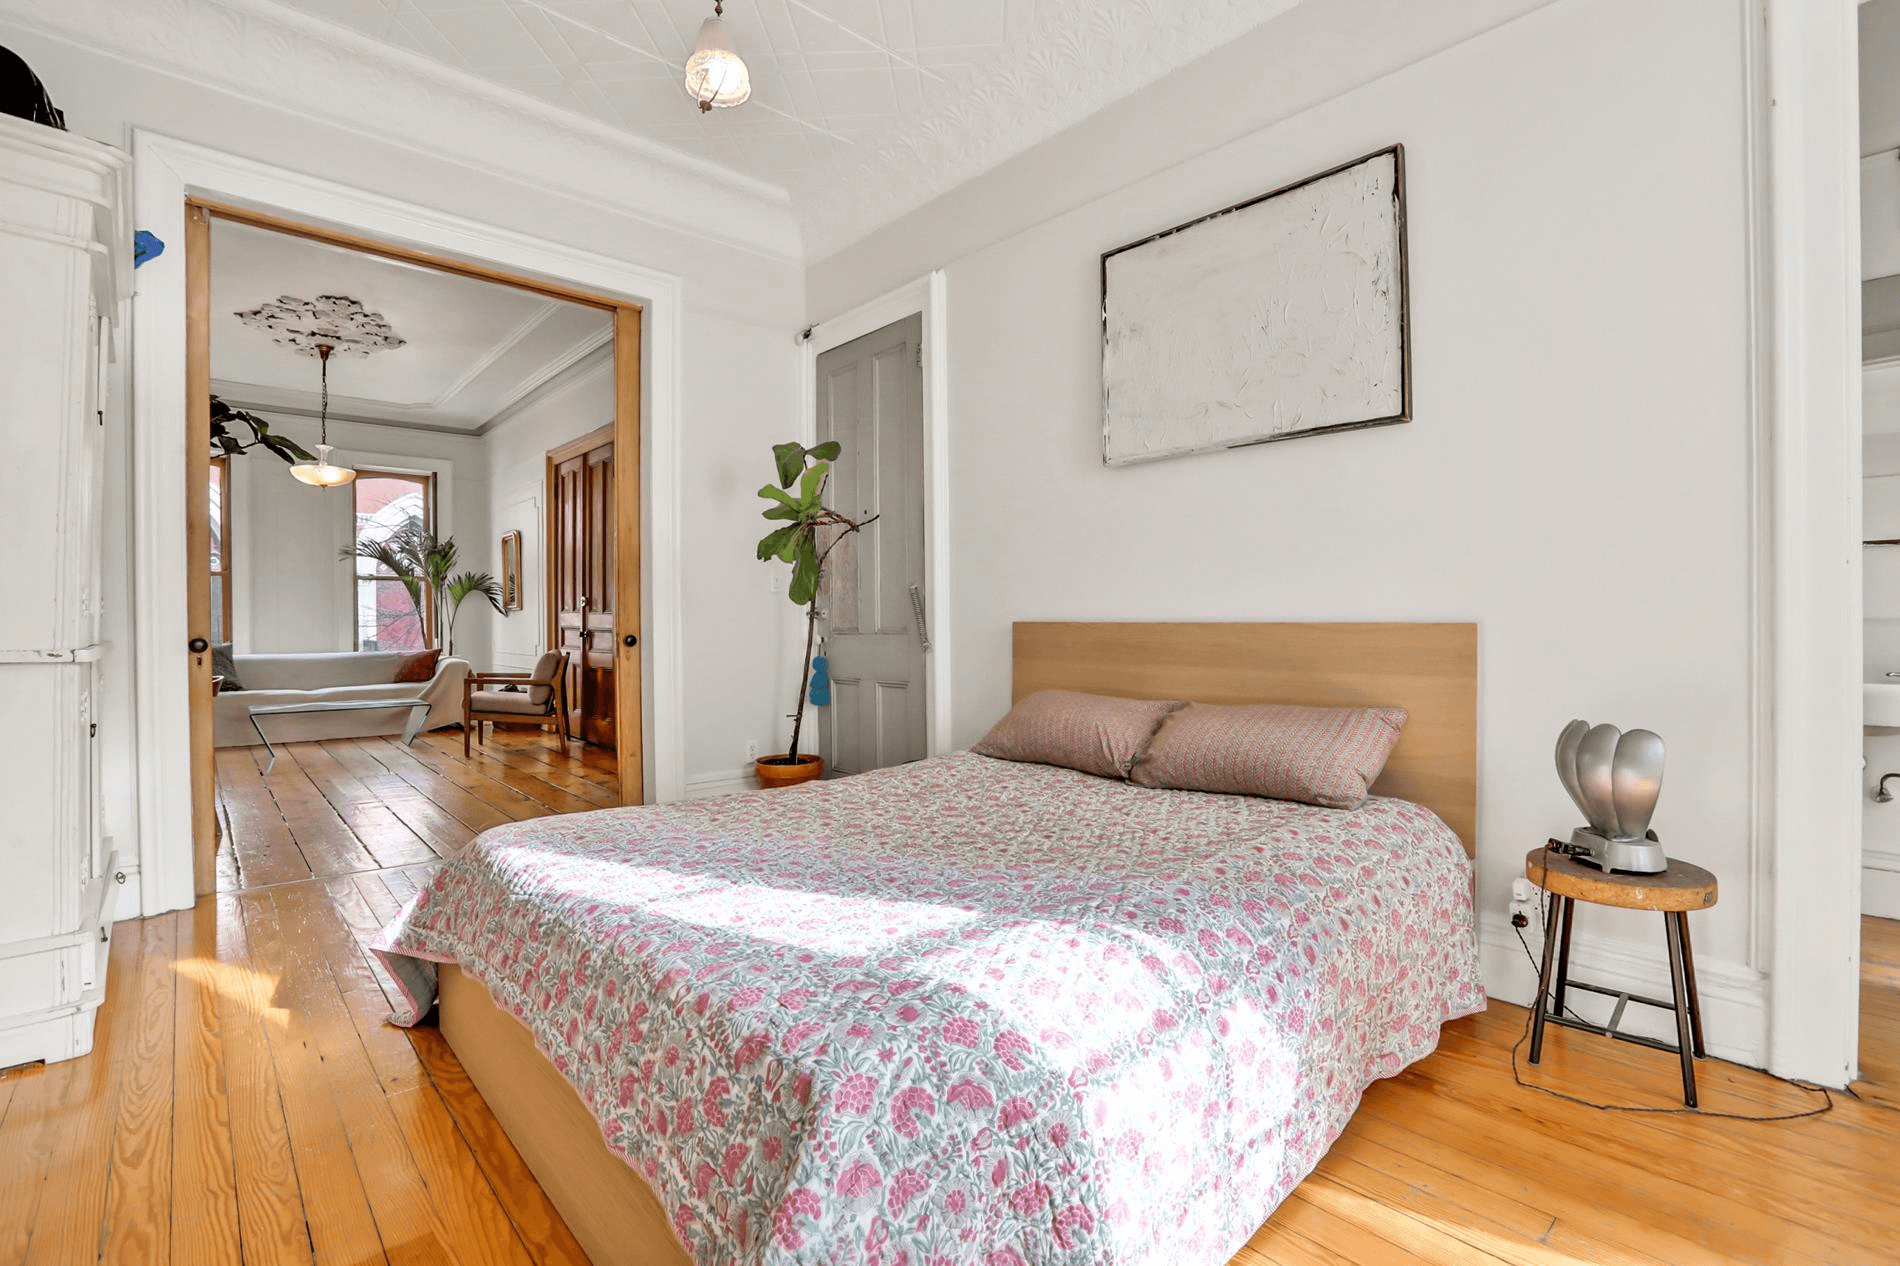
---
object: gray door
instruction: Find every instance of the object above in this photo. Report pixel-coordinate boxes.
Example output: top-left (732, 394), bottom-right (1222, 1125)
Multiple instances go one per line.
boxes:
top-left (815, 315), bottom-right (926, 775)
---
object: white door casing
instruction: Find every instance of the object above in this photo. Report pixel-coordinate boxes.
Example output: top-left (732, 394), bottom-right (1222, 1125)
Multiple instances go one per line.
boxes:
top-left (815, 314), bottom-right (928, 774)
top-left (128, 131), bottom-right (687, 917)
top-left (800, 273), bottom-right (951, 758)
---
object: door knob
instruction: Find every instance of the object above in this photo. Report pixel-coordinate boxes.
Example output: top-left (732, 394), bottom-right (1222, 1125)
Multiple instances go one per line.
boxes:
top-left (622, 634), bottom-right (638, 647)
top-left (188, 637), bottom-right (209, 654)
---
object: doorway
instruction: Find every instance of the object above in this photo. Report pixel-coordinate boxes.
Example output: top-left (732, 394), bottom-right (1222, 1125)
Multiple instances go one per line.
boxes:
top-left (1861, 0), bottom-right (1900, 1106)
top-left (813, 314), bottom-right (927, 775)
top-left (548, 424), bottom-right (618, 750)
top-left (182, 202), bottom-right (647, 895)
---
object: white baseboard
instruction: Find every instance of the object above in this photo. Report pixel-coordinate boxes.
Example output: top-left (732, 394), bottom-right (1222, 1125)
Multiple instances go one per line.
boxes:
top-left (1477, 911), bottom-right (1766, 1068)
top-left (0, 1003), bottom-right (98, 1071)
top-left (683, 769), bottom-right (759, 799)
top-left (1865, 848), bottom-right (1900, 918)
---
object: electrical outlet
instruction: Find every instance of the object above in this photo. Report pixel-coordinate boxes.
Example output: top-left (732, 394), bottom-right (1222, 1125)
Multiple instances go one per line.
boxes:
top-left (1509, 899), bottom-right (1537, 927)
top-left (1510, 877), bottom-right (1537, 904)
top-left (745, 740), bottom-right (759, 761)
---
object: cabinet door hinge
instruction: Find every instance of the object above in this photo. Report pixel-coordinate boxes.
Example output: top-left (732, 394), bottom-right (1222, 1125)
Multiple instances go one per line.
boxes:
top-left (915, 344), bottom-right (921, 369)
top-left (89, 722), bottom-right (97, 738)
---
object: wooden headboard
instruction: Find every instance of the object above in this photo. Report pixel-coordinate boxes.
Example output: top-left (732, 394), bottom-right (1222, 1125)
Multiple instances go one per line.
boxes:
top-left (1012, 622), bottom-right (1478, 856)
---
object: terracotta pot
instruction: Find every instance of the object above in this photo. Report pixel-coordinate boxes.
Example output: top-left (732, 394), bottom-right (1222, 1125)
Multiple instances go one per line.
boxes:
top-left (754, 754), bottom-right (823, 790)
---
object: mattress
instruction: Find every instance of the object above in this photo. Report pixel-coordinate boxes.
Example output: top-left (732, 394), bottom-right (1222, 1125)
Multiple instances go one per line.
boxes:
top-left (373, 752), bottom-right (1484, 1265)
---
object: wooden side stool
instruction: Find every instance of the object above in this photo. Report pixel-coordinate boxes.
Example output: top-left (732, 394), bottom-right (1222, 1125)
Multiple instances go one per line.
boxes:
top-left (1523, 844), bottom-right (1718, 1106)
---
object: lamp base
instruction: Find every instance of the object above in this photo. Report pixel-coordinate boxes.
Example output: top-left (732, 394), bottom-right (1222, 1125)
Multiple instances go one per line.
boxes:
top-left (1568, 827), bottom-right (1668, 875)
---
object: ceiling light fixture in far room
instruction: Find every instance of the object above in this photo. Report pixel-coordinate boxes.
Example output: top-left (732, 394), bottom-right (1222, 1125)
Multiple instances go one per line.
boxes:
top-left (684, 0), bottom-right (751, 113)
top-left (234, 292), bottom-right (406, 489)
top-left (289, 343), bottom-right (356, 488)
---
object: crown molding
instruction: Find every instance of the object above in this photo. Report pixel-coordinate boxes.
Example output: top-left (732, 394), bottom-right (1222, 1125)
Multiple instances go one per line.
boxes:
top-left (0, 0), bottom-right (802, 262)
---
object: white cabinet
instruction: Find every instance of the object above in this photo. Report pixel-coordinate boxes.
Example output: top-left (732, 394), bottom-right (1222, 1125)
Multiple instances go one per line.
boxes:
top-left (0, 115), bottom-right (129, 1069)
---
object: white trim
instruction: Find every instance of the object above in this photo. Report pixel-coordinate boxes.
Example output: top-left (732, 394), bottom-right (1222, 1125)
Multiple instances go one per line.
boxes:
top-left (129, 132), bottom-right (687, 917)
top-left (0, 0), bottom-right (798, 264)
top-left (1478, 913), bottom-right (1767, 1068)
top-left (801, 272), bottom-right (953, 755)
top-left (684, 770), bottom-right (761, 800)
top-left (1865, 852), bottom-right (1900, 918)
top-left (1755, 0), bottom-right (1864, 1086)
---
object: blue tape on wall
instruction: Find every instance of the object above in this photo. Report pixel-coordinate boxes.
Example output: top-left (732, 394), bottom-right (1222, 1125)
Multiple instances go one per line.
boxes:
top-left (133, 230), bottom-right (164, 268)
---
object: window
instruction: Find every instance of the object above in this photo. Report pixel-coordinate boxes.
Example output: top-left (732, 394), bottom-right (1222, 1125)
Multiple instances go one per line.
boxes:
top-left (208, 456), bottom-right (232, 644)
top-left (351, 470), bottom-right (434, 651)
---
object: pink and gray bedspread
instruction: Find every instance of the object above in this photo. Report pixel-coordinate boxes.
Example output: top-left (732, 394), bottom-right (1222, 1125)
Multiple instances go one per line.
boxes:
top-left (372, 752), bottom-right (1483, 1266)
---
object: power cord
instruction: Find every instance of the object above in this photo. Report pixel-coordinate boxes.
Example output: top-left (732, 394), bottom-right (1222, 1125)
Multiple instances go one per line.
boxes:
top-left (1504, 842), bottom-right (1833, 1122)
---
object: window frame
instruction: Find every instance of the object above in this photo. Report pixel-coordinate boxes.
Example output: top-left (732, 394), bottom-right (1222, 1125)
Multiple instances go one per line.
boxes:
top-left (350, 467), bottom-right (437, 652)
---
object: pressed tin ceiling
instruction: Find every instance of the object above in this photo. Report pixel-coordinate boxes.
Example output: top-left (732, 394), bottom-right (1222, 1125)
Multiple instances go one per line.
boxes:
top-left (279, 0), bottom-right (1309, 257)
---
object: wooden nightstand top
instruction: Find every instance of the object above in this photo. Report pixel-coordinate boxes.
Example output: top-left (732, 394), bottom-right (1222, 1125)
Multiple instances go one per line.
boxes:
top-left (1524, 845), bottom-right (1717, 912)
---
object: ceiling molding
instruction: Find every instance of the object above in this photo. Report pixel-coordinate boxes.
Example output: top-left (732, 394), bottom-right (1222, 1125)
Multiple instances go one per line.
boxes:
top-left (479, 340), bottom-right (615, 436)
top-left (0, 0), bottom-right (803, 262)
top-left (426, 300), bottom-right (560, 411)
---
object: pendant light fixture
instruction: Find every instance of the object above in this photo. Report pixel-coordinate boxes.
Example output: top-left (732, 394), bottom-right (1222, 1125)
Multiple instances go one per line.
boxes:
top-left (289, 343), bottom-right (357, 488)
top-left (684, 0), bottom-right (750, 113)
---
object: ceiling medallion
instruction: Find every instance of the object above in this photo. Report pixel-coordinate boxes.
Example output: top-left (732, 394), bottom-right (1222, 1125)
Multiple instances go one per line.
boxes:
top-left (684, 0), bottom-right (750, 114)
top-left (233, 293), bottom-right (406, 357)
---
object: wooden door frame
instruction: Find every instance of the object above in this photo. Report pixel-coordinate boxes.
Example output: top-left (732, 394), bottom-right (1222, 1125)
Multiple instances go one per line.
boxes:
top-left (177, 203), bottom-right (648, 894)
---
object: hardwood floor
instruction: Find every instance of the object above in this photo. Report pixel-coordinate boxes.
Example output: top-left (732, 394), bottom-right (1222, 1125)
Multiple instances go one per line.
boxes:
top-left (1859, 914), bottom-right (1900, 1110)
top-left (212, 731), bottom-right (619, 894)
top-left (3, 745), bottom-right (1896, 1264)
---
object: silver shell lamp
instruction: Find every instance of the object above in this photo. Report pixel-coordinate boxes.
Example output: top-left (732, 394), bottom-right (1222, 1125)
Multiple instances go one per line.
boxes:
top-left (1554, 719), bottom-right (1668, 874)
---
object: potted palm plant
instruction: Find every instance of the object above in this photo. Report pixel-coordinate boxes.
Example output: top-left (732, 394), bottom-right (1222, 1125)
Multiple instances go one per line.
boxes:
top-left (754, 440), bottom-right (876, 789)
top-left (343, 521), bottom-right (505, 656)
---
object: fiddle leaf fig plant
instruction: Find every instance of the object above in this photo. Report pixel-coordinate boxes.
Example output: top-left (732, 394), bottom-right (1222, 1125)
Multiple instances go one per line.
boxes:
top-left (756, 439), bottom-right (875, 764)
top-left (209, 395), bottom-right (315, 464)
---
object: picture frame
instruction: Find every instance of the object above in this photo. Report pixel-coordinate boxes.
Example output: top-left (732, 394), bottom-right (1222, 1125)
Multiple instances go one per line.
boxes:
top-left (500, 529), bottom-right (523, 612)
top-left (1101, 144), bottom-right (1411, 466)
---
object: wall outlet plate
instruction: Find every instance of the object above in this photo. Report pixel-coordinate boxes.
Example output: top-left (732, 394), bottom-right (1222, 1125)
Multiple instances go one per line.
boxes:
top-left (745, 740), bottom-right (759, 761)
top-left (1511, 877), bottom-right (1537, 904)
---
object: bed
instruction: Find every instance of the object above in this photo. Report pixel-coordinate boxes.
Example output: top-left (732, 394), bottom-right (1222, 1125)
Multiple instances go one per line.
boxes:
top-left (372, 621), bottom-right (1483, 1266)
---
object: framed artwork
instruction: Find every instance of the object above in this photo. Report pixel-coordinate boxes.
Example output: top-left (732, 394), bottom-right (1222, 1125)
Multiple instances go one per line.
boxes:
top-left (1101, 144), bottom-right (1410, 466)
top-left (500, 530), bottom-right (523, 612)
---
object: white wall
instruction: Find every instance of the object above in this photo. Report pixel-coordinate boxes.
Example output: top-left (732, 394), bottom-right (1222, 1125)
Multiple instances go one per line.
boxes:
top-left (226, 414), bottom-right (489, 663)
top-left (479, 362), bottom-right (612, 674)
top-left (0, 12), bottom-right (804, 888)
top-left (475, 310), bottom-right (807, 793)
top-left (809, 0), bottom-right (1767, 1058)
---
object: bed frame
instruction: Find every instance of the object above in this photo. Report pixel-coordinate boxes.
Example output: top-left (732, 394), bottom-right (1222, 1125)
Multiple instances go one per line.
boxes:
top-left (433, 621), bottom-right (1479, 1263)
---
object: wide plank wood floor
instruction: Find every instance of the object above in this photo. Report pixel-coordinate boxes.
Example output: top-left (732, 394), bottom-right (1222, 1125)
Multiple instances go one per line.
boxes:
top-left (212, 731), bottom-right (620, 894)
top-left (3, 740), bottom-right (1896, 1264)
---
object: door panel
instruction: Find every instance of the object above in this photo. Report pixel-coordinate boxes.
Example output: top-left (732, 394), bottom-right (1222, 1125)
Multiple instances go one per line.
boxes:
top-left (815, 315), bottom-right (926, 777)
top-left (551, 428), bottom-right (616, 750)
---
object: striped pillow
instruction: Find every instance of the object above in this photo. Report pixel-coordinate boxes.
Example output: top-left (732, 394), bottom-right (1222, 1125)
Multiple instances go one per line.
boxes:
top-left (972, 690), bottom-right (1183, 779)
top-left (1131, 702), bottom-right (1408, 808)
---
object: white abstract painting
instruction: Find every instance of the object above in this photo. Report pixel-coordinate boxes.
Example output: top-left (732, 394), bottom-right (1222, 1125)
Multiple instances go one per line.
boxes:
top-left (1101, 146), bottom-right (1409, 466)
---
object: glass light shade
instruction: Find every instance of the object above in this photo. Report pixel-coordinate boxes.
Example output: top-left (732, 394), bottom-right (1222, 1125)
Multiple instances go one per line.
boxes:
top-left (290, 442), bottom-right (357, 488)
top-left (684, 16), bottom-right (750, 111)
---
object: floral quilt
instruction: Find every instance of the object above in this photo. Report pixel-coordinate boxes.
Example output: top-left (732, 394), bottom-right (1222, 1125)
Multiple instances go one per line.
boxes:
top-left (372, 752), bottom-right (1483, 1266)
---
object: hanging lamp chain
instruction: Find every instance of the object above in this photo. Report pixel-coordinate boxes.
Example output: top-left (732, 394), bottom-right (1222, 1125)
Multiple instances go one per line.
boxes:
top-left (318, 342), bottom-right (332, 447)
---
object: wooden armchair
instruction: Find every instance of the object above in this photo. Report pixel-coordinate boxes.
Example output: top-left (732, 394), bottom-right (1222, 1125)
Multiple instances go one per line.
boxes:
top-left (463, 649), bottom-right (570, 755)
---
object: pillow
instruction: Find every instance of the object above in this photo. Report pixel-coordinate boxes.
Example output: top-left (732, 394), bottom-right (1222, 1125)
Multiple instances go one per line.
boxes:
top-left (972, 690), bottom-right (1182, 779)
top-left (1131, 701), bottom-right (1407, 808)
top-left (209, 641), bottom-right (244, 691)
top-left (392, 648), bottom-right (442, 684)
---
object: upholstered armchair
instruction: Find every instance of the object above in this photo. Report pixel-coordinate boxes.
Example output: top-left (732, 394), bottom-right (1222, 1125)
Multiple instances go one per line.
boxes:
top-left (463, 649), bottom-right (570, 755)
